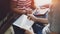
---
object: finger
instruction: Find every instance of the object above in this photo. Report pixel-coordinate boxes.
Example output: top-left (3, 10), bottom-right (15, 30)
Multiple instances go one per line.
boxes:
top-left (27, 16), bottom-right (30, 20)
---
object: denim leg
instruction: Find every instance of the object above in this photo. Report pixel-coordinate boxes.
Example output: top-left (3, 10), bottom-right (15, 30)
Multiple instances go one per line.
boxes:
top-left (32, 23), bottom-right (44, 34)
top-left (13, 25), bottom-right (25, 34)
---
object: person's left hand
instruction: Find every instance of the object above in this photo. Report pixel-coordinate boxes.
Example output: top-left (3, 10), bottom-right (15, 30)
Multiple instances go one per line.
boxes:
top-left (24, 27), bottom-right (34, 34)
top-left (25, 8), bottom-right (33, 14)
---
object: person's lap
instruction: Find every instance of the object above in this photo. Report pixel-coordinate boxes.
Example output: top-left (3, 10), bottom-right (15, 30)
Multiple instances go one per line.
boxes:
top-left (13, 25), bottom-right (25, 34)
top-left (32, 22), bottom-right (44, 34)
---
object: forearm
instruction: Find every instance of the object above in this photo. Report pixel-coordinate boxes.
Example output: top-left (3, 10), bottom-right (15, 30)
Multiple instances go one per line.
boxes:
top-left (36, 18), bottom-right (48, 24)
top-left (50, 32), bottom-right (58, 34)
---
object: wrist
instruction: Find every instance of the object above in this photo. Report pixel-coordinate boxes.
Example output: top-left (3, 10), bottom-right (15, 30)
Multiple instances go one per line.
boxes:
top-left (34, 17), bottom-right (38, 22)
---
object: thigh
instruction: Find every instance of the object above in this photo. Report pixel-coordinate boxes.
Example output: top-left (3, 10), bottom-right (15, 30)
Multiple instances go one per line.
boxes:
top-left (42, 24), bottom-right (50, 34)
top-left (32, 23), bottom-right (44, 34)
top-left (13, 25), bottom-right (25, 34)
top-left (5, 26), bottom-right (14, 34)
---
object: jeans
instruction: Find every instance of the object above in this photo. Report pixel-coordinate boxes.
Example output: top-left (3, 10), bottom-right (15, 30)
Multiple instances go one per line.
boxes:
top-left (13, 25), bottom-right (25, 34)
top-left (32, 22), bottom-right (44, 34)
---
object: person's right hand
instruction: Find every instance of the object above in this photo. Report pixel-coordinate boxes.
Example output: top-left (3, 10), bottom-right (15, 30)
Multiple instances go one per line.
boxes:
top-left (27, 14), bottom-right (37, 22)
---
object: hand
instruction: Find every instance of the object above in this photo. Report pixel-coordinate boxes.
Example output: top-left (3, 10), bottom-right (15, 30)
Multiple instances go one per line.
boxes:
top-left (25, 30), bottom-right (34, 34)
top-left (26, 8), bottom-right (33, 14)
top-left (19, 27), bottom-right (34, 34)
top-left (27, 14), bottom-right (37, 22)
top-left (26, 10), bottom-right (32, 14)
top-left (21, 8), bottom-right (33, 15)
top-left (18, 10), bottom-right (27, 14)
top-left (25, 27), bottom-right (34, 34)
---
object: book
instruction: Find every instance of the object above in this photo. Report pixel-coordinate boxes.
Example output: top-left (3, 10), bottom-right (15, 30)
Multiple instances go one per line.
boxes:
top-left (34, 8), bottom-right (49, 15)
top-left (13, 14), bottom-right (34, 30)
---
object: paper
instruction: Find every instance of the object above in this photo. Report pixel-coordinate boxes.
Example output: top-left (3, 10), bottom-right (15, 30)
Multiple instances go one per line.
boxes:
top-left (39, 8), bottom-right (49, 14)
top-left (34, 8), bottom-right (49, 15)
top-left (13, 14), bottom-right (34, 30)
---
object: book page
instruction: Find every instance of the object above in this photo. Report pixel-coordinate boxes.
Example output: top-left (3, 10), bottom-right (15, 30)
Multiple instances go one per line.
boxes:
top-left (13, 14), bottom-right (34, 30)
